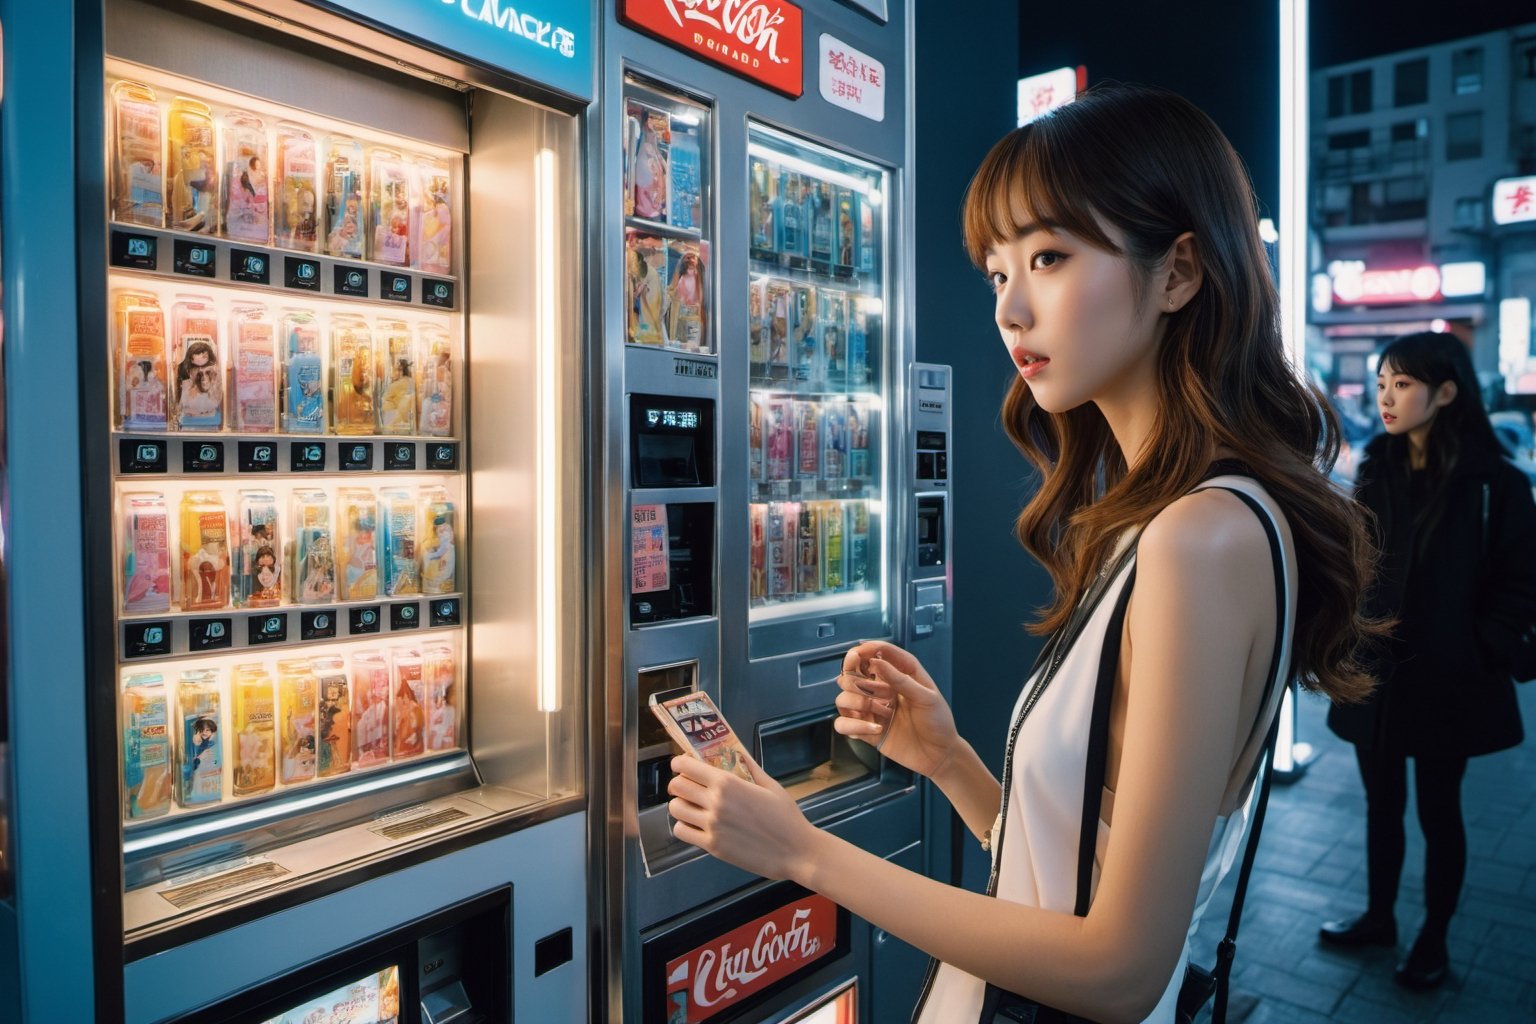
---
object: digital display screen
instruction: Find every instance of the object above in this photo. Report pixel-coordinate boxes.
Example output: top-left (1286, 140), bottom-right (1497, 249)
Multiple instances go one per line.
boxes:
top-left (646, 408), bottom-right (700, 430)
top-left (260, 964), bottom-right (400, 1024)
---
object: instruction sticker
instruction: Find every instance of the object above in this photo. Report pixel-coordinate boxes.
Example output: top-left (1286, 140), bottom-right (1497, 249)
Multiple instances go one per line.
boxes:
top-left (631, 504), bottom-right (670, 594)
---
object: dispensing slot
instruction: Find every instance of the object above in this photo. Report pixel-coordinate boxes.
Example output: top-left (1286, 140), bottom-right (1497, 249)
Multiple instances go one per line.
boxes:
top-left (916, 494), bottom-right (946, 567)
top-left (758, 708), bottom-right (875, 804)
top-left (636, 662), bottom-right (698, 809)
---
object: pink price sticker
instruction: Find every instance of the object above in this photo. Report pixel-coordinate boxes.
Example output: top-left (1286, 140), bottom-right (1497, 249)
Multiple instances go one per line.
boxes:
top-left (631, 504), bottom-right (670, 594)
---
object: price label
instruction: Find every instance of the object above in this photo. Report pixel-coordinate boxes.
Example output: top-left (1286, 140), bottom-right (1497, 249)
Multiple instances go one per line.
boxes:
top-left (350, 606), bottom-right (383, 635)
top-left (174, 239), bottom-right (218, 277)
top-left (248, 613), bottom-right (289, 646)
top-left (285, 256), bottom-right (322, 291)
top-left (381, 271), bottom-right (413, 303)
top-left (430, 598), bottom-right (461, 627)
top-left (422, 278), bottom-right (455, 308)
top-left (182, 441), bottom-right (225, 473)
top-left (238, 441), bottom-right (279, 473)
top-left (189, 618), bottom-right (233, 651)
top-left (291, 441), bottom-right (327, 472)
top-left (340, 442), bottom-right (374, 471)
top-left (124, 620), bottom-right (173, 659)
top-left (120, 438), bottom-right (167, 474)
top-left (390, 602), bottom-right (421, 631)
top-left (426, 442), bottom-right (459, 470)
top-left (111, 231), bottom-right (158, 270)
top-left (301, 610), bottom-right (338, 640)
top-left (334, 265), bottom-right (370, 297)
top-left (384, 442), bottom-right (417, 471)
top-left (231, 249), bottom-right (271, 285)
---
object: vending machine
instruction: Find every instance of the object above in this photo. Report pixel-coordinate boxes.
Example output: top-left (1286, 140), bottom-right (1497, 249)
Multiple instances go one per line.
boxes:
top-left (601, 3), bottom-right (952, 1022)
top-left (3, 1), bottom-right (593, 1020)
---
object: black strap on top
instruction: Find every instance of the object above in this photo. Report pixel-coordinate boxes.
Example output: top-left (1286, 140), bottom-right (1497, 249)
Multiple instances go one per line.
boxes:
top-left (1070, 484), bottom-right (1288, 1018)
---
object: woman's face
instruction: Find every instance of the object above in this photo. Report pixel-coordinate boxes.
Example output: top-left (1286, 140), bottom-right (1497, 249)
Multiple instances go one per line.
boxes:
top-left (984, 221), bottom-right (1164, 415)
top-left (1377, 358), bottom-right (1453, 436)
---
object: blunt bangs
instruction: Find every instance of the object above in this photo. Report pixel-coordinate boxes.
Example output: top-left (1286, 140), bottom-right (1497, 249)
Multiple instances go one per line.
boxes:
top-left (961, 114), bottom-right (1119, 269)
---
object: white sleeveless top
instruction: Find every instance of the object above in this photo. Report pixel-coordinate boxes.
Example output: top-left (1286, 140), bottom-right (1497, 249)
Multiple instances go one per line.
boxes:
top-left (915, 476), bottom-right (1298, 1024)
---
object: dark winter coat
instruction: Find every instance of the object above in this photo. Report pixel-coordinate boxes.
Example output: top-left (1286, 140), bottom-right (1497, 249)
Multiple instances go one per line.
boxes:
top-left (1328, 432), bottom-right (1536, 756)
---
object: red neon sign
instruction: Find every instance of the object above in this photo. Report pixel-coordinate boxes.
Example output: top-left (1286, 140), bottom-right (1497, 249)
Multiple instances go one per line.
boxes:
top-left (620, 0), bottom-right (804, 98)
top-left (1331, 263), bottom-right (1442, 306)
top-left (663, 893), bottom-right (838, 1023)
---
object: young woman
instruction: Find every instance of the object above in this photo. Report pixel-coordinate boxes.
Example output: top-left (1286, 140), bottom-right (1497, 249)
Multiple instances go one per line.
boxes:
top-left (1321, 331), bottom-right (1536, 989)
top-left (666, 83), bottom-right (1379, 1023)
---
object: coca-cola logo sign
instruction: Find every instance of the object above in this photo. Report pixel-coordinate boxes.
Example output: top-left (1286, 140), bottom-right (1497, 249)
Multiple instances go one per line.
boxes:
top-left (662, 893), bottom-right (840, 1023)
top-left (620, 0), bottom-right (804, 97)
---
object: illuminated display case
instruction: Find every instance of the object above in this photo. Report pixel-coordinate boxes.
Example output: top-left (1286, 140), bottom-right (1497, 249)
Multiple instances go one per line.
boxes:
top-left (93, 0), bottom-right (585, 954)
top-left (746, 123), bottom-right (890, 658)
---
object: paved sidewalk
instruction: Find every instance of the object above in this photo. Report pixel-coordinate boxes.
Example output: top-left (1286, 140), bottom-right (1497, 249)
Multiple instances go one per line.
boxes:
top-left (1190, 682), bottom-right (1536, 1023)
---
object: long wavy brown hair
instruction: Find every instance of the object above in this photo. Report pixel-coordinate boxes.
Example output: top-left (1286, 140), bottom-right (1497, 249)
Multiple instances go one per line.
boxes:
top-left (963, 84), bottom-right (1379, 703)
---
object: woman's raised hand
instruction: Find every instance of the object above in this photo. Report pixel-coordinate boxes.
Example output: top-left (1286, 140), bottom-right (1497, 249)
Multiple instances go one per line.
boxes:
top-left (835, 641), bottom-right (959, 780)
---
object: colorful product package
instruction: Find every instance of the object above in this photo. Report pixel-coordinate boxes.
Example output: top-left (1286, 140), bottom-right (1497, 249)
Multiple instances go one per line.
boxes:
top-left (748, 277), bottom-right (769, 366)
top-left (791, 284), bottom-right (817, 384)
top-left (179, 490), bottom-right (229, 611)
top-left (622, 104), bottom-right (639, 218)
top-left (324, 134), bottom-right (366, 259)
top-left (229, 302), bottom-right (278, 432)
top-left (664, 240), bottom-right (707, 350)
top-left (351, 649), bottom-right (391, 769)
top-left (377, 318), bottom-right (417, 435)
top-left (846, 500), bottom-right (870, 587)
top-left (176, 670), bottom-right (222, 807)
top-left (857, 192), bottom-right (878, 274)
top-left (290, 488), bottom-right (336, 605)
top-left (847, 397), bottom-right (872, 480)
top-left (416, 321), bottom-right (453, 437)
top-left (796, 502), bottom-right (821, 595)
top-left (312, 656), bottom-right (352, 778)
top-left (231, 663), bottom-right (276, 797)
top-left (280, 308), bottom-right (325, 433)
top-left (834, 188), bottom-right (857, 273)
top-left (110, 80), bottom-right (163, 227)
top-left (420, 487), bottom-right (457, 595)
top-left (414, 155), bottom-right (453, 274)
top-left (122, 672), bottom-right (172, 819)
top-left (794, 400), bottom-right (820, 481)
top-left (370, 149), bottom-right (413, 266)
top-left (220, 110), bottom-right (270, 244)
top-left (166, 97), bottom-right (217, 234)
top-left (748, 393), bottom-right (764, 482)
top-left (275, 122), bottom-right (319, 251)
top-left (808, 180), bottom-right (835, 267)
top-left (847, 297), bottom-right (871, 390)
top-left (277, 658), bottom-right (318, 785)
top-left (648, 690), bottom-right (753, 782)
top-left (818, 289), bottom-right (849, 392)
top-left (749, 158), bottom-right (776, 257)
top-left (116, 290), bottom-right (169, 431)
top-left (330, 313), bottom-right (376, 435)
top-left (235, 488), bottom-right (282, 609)
top-left (765, 280), bottom-right (792, 372)
top-left (390, 646), bottom-right (425, 759)
top-left (821, 501), bottom-right (845, 592)
top-left (766, 501), bottom-right (796, 600)
top-left (171, 295), bottom-right (223, 431)
top-left (626, 231), bottom-right (668, 346)
top-left (422, 641), bottom-right (459, 752)
top-left (379, 487), bottom-right (420, 596)
top-left (629, 102), bottom-right (670, 221)
top-left (337, 486), bottom-right (380, 601)
top-left (821, 401), bottom-right (848, 480)
top-left (749, 503), bottom-right (767, 604)
top-left (668, 116), bottom-right (701, 231)
top-left (122, 492), bottom-right (171, 614)
top-left (777, 170), bottom-right (807, 262)
top-left (764, 397), bottom-right (793, 481)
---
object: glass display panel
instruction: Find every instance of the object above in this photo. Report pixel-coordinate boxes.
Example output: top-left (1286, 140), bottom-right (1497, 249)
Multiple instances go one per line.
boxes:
top-left (621, 74), bottom-right (713, 355)
top-left (746, 124), bottom-right (888, 634)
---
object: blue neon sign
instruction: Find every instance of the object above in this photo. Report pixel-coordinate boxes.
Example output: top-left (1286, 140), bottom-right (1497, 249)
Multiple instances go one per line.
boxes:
top-left (320, 0), bottom-right (591, 102)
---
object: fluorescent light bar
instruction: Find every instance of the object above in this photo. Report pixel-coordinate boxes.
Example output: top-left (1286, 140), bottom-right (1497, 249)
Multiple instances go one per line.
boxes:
top-left (535, 146), bottom-right (561, 714)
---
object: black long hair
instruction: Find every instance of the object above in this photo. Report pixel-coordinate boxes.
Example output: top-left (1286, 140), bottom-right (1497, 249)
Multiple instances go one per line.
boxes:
top-left (1378, 331), bottom-right (1506, 487)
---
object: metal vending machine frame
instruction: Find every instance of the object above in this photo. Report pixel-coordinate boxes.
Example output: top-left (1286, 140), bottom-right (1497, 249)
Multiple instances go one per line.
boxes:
top-left (3, 1), bottom-right (598, 1020)
top-left (599, 3), bottom-right (954, 1022)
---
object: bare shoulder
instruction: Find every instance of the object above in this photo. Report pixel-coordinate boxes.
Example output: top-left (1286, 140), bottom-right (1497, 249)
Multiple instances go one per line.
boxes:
top-left (1137, 488), bottom-right (1272, 580)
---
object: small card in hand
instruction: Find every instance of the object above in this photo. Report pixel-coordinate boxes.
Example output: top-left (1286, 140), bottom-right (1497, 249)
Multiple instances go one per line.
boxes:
top-left (649, 689), bottom-right (755, 783)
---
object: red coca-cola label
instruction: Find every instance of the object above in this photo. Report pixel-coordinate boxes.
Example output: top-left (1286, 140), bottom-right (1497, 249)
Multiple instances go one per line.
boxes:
top-left (620, 0), bottom-right (804, 98)
top-left (663, 893), bottom-right (838, 1023)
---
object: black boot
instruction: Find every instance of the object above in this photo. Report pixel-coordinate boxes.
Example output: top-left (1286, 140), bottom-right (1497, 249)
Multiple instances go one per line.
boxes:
top-left (1394, 930), bottom-right (1449, 989)
top-left (1318, 912), bottom-right (1397, 947)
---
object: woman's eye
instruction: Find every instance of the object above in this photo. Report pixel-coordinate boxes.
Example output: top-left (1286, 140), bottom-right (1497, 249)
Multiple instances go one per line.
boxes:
top-left (1030, 251), bottom-right (1064, 271)
top-left (986, 271), bottom-right (1007, 292)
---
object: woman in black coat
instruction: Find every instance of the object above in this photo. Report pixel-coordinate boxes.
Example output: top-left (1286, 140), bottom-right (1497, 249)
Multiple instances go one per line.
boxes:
top-left (1320, 331), bottom-right (1536, 989)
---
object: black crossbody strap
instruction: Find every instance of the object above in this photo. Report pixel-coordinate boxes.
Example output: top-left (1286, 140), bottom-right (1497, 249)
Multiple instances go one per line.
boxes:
top-left (1213, 711), bottom-right (1280, 1022)
top-left (1074, 565), bottom-right (1136, 916)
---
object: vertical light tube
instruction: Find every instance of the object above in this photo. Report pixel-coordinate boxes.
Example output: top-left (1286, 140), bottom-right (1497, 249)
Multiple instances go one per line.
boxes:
top-left (1279, 0), bottom-right (1309, 370)
top-left (535, 144), bottom-right (561, 713)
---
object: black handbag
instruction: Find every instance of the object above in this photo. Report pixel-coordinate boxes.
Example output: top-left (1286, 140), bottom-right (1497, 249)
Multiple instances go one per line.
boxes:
top-left (949, 486), bottom-right (1286, 1024)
